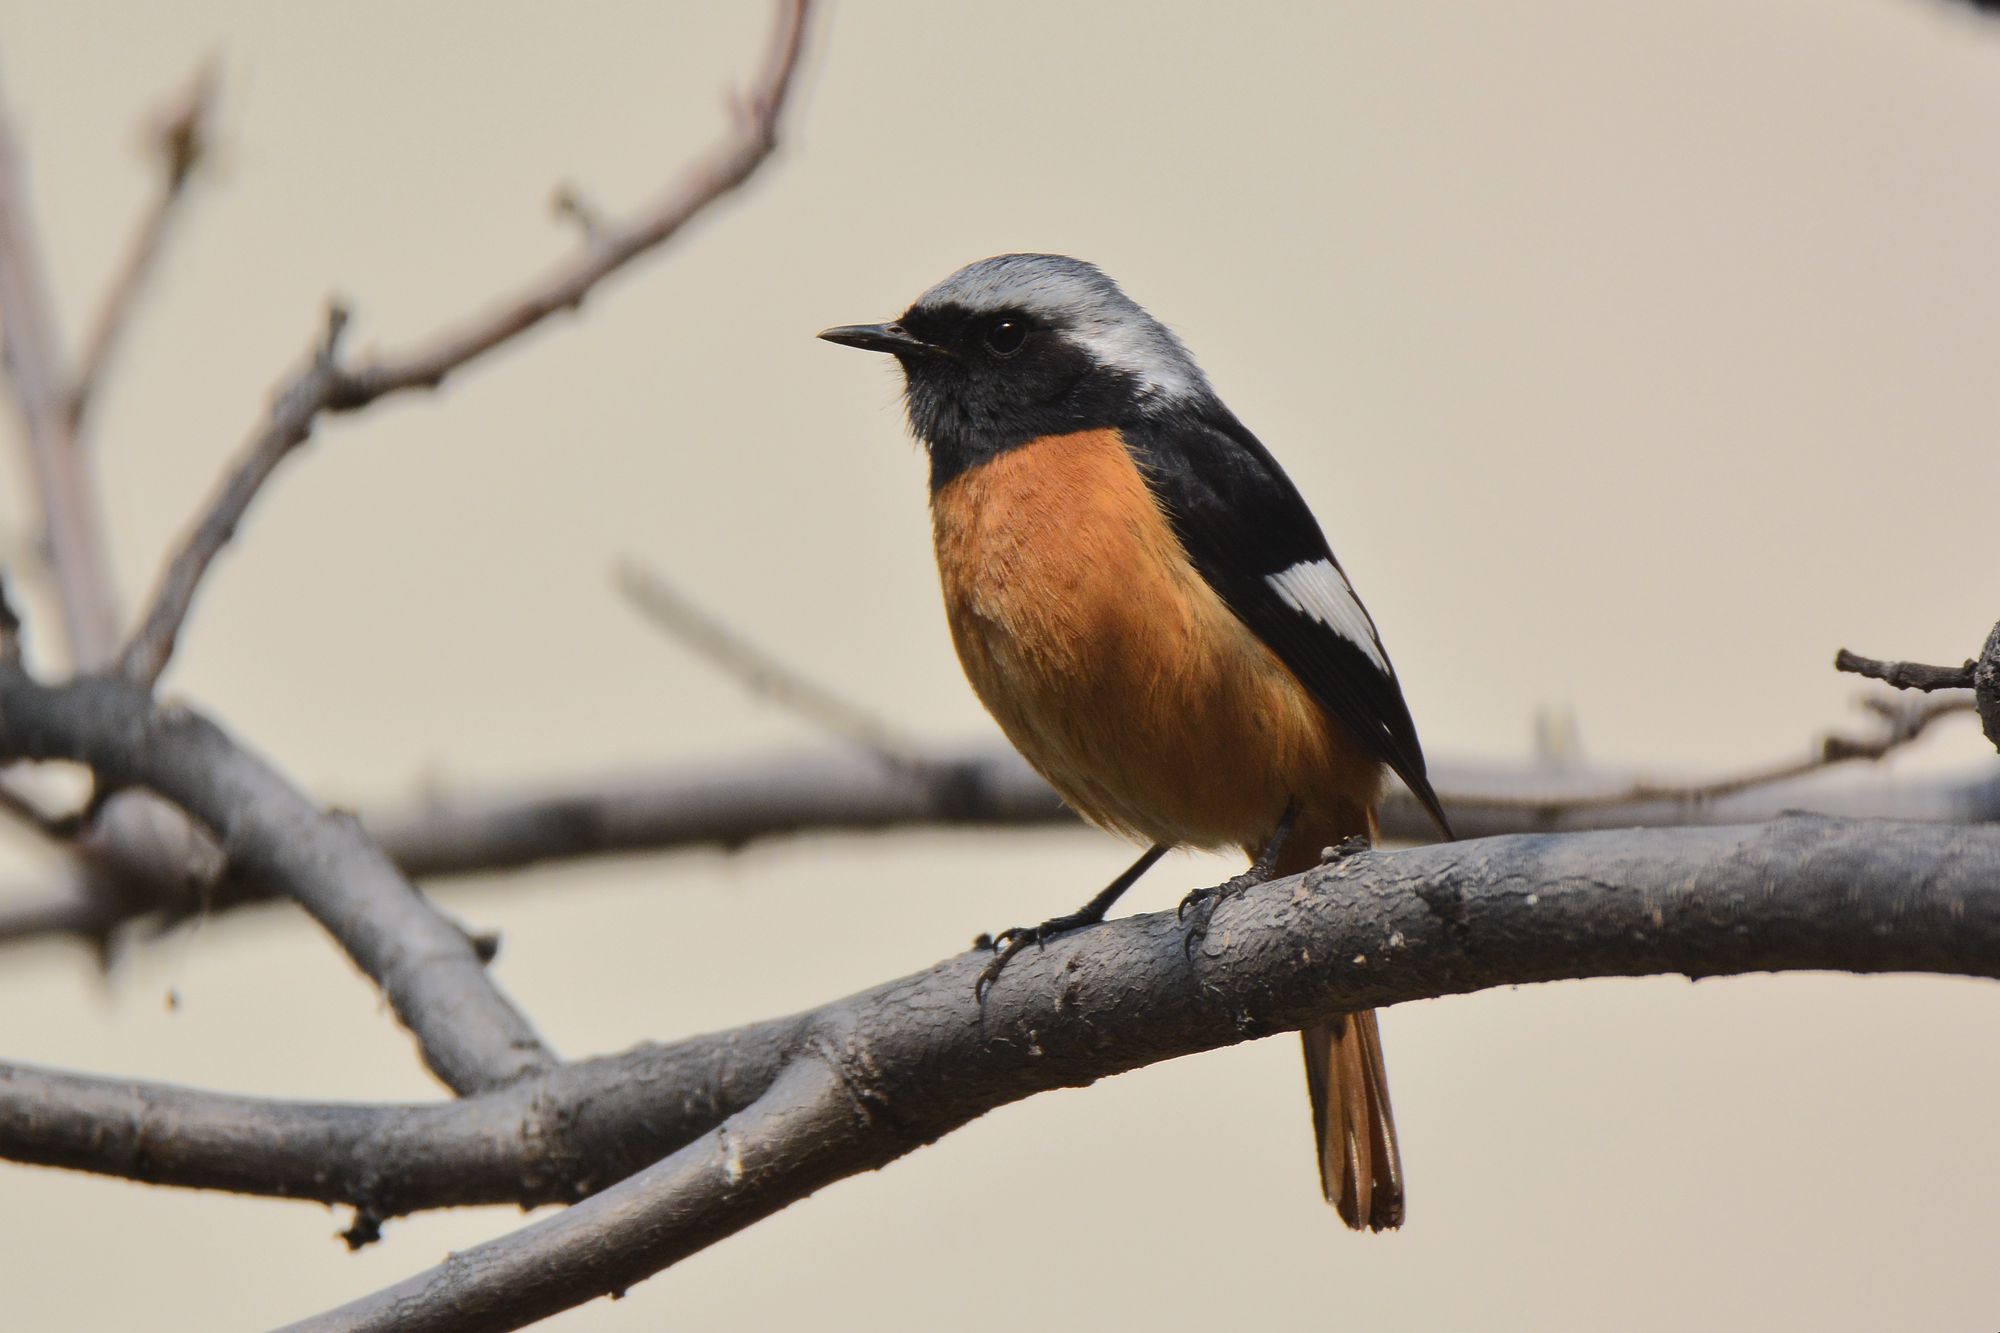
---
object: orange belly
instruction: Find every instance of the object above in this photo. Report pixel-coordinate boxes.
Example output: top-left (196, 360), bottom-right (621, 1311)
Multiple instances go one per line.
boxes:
top-left (929, 428), bottom-right (1383, 850)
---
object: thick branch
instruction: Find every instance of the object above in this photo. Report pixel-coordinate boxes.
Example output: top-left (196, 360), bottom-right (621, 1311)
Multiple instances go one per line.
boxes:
top-left (0, 817), bottom-right (1994, 1322)
top-left (114, 0), bottom-right (813, 689)
top-left (282, 1060), bottom-right (861, 1333)
top-left (1980, 622), bottom-right (2000, 752)
top-left (0, 668), bottom-right (553, 1092)
top-left (0, 1014), bottom-right (804, 1217)
top-left (275, 815), bottom-right (2000, 1328)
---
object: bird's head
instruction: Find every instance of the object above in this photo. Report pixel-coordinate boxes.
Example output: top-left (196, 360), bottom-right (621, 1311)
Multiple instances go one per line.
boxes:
top-left (820, 254), bottom-right (1210, 486)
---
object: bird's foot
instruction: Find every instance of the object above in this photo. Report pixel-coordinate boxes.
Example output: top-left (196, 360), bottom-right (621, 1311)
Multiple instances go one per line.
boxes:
top-left (975, 906), bottom-right (1102, 1002)
top-left (1177, 869), bottom-right (1263, 957)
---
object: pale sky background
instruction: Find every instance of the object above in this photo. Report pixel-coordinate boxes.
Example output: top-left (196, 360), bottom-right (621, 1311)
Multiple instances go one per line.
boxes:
top-left (1, 1), bottom-right (1997, 1329)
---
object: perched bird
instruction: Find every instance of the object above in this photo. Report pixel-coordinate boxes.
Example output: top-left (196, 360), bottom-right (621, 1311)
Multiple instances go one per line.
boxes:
top-left (821, 254), bottom-right (1451, 1231)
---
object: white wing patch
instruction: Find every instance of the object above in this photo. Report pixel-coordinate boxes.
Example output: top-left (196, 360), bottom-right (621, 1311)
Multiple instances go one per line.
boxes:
top-left (1265, 560), bottom-right (1390, 674)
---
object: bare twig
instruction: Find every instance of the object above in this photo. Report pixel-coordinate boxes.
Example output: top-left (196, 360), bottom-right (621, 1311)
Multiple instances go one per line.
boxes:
top-left (615, 560), bottom-right (927, 767)
top-left (67, 59), bottom-right (217, 432)
top-left (114, 304), bottom-right (350, 686)
top-left (549, 183), bottom-right (605, 243)
top-left (1834, 647), bottom-right (1976, 692)
top-left (0, 666), bottom-right (554, 1093)
top-left (1444, 692), bottom-right (1976, 819)
top-left (0, 67), bottom-right (120, 669)
top-left (326, 0), bottom-right (810, 408)
top-left (1837, 620), bottom-right (2000, 756)
top-left (114, 0), bottom-right (814, 689)
top-left (244, 814), bottom-right (2000, 1331)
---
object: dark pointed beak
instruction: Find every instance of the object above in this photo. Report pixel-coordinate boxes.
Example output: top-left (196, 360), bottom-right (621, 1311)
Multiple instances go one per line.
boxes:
top-left (816, 322), bottom-right (946, 356)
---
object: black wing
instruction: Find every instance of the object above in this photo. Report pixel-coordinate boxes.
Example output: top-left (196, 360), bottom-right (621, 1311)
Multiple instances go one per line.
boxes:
top-left (1121, 403), bottom-right (1452, 837)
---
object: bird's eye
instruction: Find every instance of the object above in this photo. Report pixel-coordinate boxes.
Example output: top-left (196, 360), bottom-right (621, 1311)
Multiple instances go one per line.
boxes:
top-left (984, 319), bottom-right (1027, 357)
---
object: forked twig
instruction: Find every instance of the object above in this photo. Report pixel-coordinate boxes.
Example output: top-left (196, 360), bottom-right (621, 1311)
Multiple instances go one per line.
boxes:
top-left (114, 0), bottom-right (814, 689)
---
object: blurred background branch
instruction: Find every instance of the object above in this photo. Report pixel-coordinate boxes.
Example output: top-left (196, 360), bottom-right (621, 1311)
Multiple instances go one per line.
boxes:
top-left (2, 686), bottom-right (1992, 952)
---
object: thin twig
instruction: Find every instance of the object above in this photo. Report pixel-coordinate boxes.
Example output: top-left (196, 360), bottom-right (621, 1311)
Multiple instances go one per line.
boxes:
top-left (114, 0), bottom-right (814, 689)
top-left (325, 0), bottom-right (811, 409)
top-left (1444, 692), bottom-right (1976, 818)
top-left (0, 66), bottom-right (120, 669)
top-left (0, 666), bottom-right (555, 1093)
top-left (66, 59), bottom-right (217, 432)
top-left (114, 304), bottom-right (350, 686)
top-left (549, 183), bottom-right (605, 243)
top-left (614, 559), bottom-right (927, 769)
top-left (1834, 647), bottom-right (1976, 692)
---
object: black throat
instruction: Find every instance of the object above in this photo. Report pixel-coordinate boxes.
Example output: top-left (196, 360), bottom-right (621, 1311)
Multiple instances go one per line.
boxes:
top-left (891, 304), bottom-right (1160, 491)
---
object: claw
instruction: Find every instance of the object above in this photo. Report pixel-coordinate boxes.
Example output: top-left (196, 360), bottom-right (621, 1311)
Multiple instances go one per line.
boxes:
top-left (1178, 871), bottom-right (1261, 957)
top-left (974, 923), bottom-right (1036, 1002)
top-left (975, 926), bottom-right (1043, 1002)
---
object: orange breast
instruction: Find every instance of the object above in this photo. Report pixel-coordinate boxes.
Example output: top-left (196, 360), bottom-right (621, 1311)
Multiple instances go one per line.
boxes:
top-left (929, 428), bottom-right (1382, 851)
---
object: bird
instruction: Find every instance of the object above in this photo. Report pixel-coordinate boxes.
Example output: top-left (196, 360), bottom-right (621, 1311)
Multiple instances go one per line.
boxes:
top-left (820, 253), bottom-right (1451, 1231)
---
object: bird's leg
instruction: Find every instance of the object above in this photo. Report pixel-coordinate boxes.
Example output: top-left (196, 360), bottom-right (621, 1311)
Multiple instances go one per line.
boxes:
top-left (1179, 799), bottom-right (1301, 955)
top-left (976, 844), bottom-right (1169, 1000)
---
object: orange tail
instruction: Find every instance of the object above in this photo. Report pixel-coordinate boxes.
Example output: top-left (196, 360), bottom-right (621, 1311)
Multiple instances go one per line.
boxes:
top-left (1272, 809), bottom-right (1405, 1230)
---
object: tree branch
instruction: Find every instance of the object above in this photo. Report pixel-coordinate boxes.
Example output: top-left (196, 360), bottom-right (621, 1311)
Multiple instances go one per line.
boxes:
top-left (114, 0), bottom-right (814, 689)
top-left (0, 816), bottom-right (1994, 1325)
top-left (329, 0), bottom-right (811, 407)
top-left (614, 559), bottom-right (928, 769)
top-left (0, 667), bottom-right (554, 1092)
top-left (1834, 648), bottom-right (1975, 692)
top-left (1837, 617), bottom-right (2000, 753)
top-left (6, 721), bottom-right (2000, 952)
top-left (67, 59), bottom-right (216, 433)
top-left (0, 1007), bottom-right (804, 1220)
top-left (53, 812), bottom-right (1983, 1331)
top-left (1442, 692), bottom-right (1975, 820)
top-left (282, 1059), bottom-right (862, 1333)
top-left (113, 305), bottom-right (351, 687)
